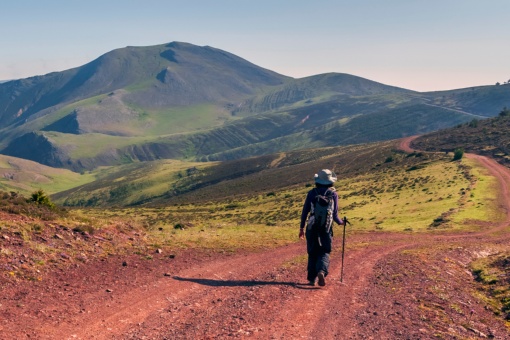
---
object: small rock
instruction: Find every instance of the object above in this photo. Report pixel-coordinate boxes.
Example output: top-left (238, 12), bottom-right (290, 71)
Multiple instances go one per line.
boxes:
top-left (156, 249), bottom-right (162, 254)
top-left (1, 235), bottom-right (9, 241)
top-left (106, 289), bottom-right (113, 293)
top-left (169, 254), bottom-right (176, 259)
top-left (55, 234), bottom-right (64, 240)
top-left (467, 327), bottom-right (487, 338)
top-left (164, 273), bottom-right (171, 277)
top-left (122, 261), bottom-right (128, 267)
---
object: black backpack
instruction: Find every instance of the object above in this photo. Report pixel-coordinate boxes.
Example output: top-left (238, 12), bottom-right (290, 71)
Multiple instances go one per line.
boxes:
top-left (312, 188), bottom-right (335, 234)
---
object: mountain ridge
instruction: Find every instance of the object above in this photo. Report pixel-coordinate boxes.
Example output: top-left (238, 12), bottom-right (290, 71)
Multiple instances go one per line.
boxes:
top-left (0, 42), bottom-right (509, 170)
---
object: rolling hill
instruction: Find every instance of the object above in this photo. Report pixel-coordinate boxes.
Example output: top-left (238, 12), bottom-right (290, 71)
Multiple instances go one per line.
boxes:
top-left (0, 42), bottom-right (509, 172)
top-left (411, 111), bottom-right (510, 167)
top-left (52, 140), bottom-right (432, 207)
top-left (0, 154), bottom-right (94, 195)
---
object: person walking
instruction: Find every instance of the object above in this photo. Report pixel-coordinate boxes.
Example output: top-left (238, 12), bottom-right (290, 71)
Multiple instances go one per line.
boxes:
top-left (299, 169), bottom-right (343, 286)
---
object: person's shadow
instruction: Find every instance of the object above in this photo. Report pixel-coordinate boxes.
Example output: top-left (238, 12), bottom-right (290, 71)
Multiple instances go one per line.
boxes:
top-left (172, 276), bottom-right (319, 289)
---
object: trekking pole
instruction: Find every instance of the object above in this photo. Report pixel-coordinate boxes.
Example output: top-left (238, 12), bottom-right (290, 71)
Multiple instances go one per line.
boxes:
top-left (340, 216), bottom-right (351, 283)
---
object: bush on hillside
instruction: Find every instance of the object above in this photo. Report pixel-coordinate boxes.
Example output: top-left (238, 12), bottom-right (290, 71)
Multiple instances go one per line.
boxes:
top-left (499, 106), bottom-right (510, 117)
top-left (453, 148), bottom-right (464, 161)
top-left (30, 190), bottom-right (55, 209)
top-left (468, 119), bottom-right (479, 128)
top-left (0, 190), bottom-right (65, 220)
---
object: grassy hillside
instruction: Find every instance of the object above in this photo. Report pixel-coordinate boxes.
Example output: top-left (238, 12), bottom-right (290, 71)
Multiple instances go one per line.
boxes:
top-left (52, 138), bottom-right (486, 223)
top-left (232, 73), bottom-right (413, 116)
top-left (412, 113), bottom-right (510, 167)
top-left (0, 154), bottom-right (94, 195)
top-left (52, 159), bottom-right (216, 206)
top-left (424, 84), bottom-right (510, 117)
top-left (0, 137), bottom-right (504, 290)
top-left (2, 92), bottom-right (482, 171)
top-left (0, 42), bottom-right (288, 130)
top-left (70, 139), bottom-right (500, 242)
top-left (52, 141), bottom-right (402, 207)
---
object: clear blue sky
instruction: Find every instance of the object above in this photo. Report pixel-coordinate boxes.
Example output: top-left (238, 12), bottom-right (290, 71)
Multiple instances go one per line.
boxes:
top-left (1, 0), bottom-right (509, 92)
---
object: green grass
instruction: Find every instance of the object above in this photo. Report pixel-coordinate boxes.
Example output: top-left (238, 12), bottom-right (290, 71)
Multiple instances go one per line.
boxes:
top-left (128, 104), bottom-right (237, 136)
top-left (451, 158), bottom-right (505, 225)
top-left (151, 223), bottom-right (296, 251)
top-left (336, 159), bottom-right (474, 232)
top-left (44, 132), bottom-right (156, 159)
top-left (4, 95), bottom-right (107, 137)
top-left (0, 155), bottom-right (95, 195)
top-left (53, 159), bottom-right (216, 206)
top-left (55, 139), bottom-right (503, 234)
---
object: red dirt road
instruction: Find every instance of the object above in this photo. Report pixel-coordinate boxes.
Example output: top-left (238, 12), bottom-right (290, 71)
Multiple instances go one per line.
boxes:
top-left (2, 137), bottom-right (510, 339)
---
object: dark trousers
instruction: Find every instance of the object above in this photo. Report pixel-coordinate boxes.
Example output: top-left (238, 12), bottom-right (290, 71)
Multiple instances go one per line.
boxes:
top-left (305, 228), bottom-right (332, 281)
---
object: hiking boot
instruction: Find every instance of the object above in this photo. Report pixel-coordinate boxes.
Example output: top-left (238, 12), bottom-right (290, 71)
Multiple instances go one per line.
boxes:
top-left (317, 271), bottom-right (326, 287)
top-left (308, 280), bottom-right (315, 286)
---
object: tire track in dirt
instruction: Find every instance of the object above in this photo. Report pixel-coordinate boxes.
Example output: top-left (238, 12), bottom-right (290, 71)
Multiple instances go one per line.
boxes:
top-left (32, 234), bottom-right (415, 339)
top-left (267, 235), bottom-right (415, 339)
top-left (39, 244), bottom-right (304, 339)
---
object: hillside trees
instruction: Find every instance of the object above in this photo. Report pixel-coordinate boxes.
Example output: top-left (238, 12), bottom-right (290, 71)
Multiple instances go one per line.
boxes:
top-left (499, 106), bottom-right (510, 117)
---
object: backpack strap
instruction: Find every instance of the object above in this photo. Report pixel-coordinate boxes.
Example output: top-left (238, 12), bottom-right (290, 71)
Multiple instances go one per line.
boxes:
top-left (324, 187), bottom-right (335, 196)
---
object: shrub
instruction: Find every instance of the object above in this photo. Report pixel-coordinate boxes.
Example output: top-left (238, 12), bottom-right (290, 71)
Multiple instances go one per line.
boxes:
top-left (499, 106), bottom-right (510, 117)
top-left (453, 148), bottom-right (464, 161)
top-left (468, 119), bottom-right (478, 128)
top-left (30, 190), bottom-right (55, 209)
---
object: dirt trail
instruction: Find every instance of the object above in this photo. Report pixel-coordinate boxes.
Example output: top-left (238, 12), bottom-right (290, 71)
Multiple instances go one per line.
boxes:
top-left (2, 137), bottom-right (510, 339)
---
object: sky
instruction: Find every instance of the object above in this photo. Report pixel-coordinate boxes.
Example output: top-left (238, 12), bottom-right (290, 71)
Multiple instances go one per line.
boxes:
top-left (1, 0), bottom-right (509, 92)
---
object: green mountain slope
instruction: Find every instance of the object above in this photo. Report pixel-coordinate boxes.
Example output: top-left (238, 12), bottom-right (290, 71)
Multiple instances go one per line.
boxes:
top-left (0, 42), bottom-right (509, 171)
top-left (0, 154), bottom-right (94, 195)
top-left (52, 140), bottom-right (405, 207)
top-left (423, 84), bottom-right (510, 117)
top-left (0, 42), bottom-right (287, 130)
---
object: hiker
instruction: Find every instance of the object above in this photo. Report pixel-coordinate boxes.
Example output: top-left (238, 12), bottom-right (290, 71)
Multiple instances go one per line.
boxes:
top-left (299, 169), bottom-right (343, 286)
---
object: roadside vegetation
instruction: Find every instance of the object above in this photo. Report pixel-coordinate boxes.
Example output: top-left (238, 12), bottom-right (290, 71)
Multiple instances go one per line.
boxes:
top-left (471, 251), bottom-right (510, 321)
top-left (412, 112), bottom-right (510, 168)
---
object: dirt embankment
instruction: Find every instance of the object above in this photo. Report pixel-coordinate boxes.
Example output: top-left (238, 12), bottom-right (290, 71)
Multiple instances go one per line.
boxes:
top-left (2, 137), bottom-right (510, 339)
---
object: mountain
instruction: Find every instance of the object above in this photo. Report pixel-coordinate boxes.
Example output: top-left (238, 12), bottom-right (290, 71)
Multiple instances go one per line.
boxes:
top-left (0, 42), bottom-right (509, 171)
top-left (0, 42), bottom-right (287, 137)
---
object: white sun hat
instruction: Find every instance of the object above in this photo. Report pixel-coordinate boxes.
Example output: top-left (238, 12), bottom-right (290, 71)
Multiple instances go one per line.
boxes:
top-left (314, 169), bottom-right (337, 185)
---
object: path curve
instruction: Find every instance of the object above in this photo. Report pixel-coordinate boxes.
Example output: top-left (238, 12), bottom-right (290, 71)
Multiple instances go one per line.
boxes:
top-left (2, 136), bottom-right (510, 339)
